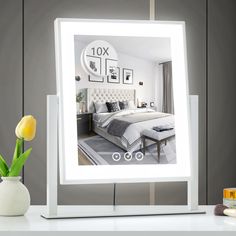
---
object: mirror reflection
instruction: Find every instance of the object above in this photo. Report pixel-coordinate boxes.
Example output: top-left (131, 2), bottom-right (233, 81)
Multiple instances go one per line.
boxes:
top-left (74, 35), bottom-right (176, 166)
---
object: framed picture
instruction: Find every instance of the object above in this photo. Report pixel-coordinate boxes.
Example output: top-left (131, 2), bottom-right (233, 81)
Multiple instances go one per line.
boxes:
top-left (86, 55), bottom-right (101, 75)
top-left (123, 68), bottom-right (133, 84)
top-left (106, 59), bottom-right (120, 83)
top-left (88, 75), bottom-right (104, 82)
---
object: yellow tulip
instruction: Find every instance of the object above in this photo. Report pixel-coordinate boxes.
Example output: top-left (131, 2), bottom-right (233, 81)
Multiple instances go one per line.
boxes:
top-left (15, 115), bottom-right (37, 141)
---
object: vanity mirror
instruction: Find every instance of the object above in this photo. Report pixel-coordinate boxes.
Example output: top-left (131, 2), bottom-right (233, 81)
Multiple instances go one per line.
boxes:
top-left (41, 19), bottom-right (203, 218)
top-left (57, 19), bottom-right (191, 184)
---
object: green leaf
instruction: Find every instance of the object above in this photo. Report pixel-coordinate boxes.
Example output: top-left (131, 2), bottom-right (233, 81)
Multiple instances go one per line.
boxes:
top-left (0, 154), bottom-right (9, 177)
top-left (8, 148), bottom-right (32, 177)
top-left (12, 138), bottom-right (23, 166)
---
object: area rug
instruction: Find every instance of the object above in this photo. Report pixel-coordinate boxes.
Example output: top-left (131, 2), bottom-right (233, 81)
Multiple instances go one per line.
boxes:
top-left (78, 135), bottom-right (176, 165)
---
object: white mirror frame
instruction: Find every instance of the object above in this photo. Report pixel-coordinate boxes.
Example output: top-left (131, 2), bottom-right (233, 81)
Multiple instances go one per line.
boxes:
top-left (54, 19), bottom-right (191, 185)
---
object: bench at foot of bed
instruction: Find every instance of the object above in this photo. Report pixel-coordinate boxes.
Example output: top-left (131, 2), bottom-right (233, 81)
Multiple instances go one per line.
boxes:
top-left (141, 129), bottom-right (175, 162)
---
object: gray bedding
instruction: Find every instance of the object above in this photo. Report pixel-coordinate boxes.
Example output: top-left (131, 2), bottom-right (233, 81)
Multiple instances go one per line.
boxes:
top-left (107, 119), bottom-right (132, 137)
top-left (107, 112), bottom-right (170, 137)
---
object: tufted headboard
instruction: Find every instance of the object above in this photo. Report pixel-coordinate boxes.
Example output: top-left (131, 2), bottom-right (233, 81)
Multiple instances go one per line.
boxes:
top-left (87, 88), bottom-right (136, 113)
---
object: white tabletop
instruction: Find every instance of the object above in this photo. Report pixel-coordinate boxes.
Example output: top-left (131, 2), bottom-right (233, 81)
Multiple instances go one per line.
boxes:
top-left (0, 205), bottom-right (236, 232)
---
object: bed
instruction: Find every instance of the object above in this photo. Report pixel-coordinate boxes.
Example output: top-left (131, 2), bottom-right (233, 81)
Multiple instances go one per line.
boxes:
top-left (87, 88), bottom-right (175, 153)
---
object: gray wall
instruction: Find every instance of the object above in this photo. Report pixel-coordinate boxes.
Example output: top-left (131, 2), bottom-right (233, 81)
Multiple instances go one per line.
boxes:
top-left (0, 0), bottom-right (236, 205)
top-left (208, 0), bottom-right (236, 204)
top-left (0, 1), bottom-right (22, 170)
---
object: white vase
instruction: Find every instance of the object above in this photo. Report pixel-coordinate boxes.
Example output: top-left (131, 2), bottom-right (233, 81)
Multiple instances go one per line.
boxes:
top-left (0, 176), bottom-right (30, 216)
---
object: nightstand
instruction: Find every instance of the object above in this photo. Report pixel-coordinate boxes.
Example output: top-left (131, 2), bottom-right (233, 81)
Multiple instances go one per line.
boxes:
top-left (137, 106), bottom-right (157, 111)
top-left (77, 112), bottom-right (92, 136)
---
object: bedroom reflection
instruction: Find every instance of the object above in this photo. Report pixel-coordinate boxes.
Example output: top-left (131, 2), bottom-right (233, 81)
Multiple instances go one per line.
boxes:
top-left (74, 35), bottom-right (175, 165)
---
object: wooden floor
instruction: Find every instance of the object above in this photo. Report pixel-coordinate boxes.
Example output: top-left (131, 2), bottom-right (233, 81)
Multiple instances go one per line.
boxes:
top-left (78, 132), bottom-right (96, 165)
top-left (78, 148), bottom-right (93, 165)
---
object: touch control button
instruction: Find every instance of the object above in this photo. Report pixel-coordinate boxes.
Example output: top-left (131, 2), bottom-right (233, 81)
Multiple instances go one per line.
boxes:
top-left (135, 152), bottom-right (144, 161)
top-left (112, 152), bottom-right (121, 162)
top-left (124, 152), bottom-right (132, 161)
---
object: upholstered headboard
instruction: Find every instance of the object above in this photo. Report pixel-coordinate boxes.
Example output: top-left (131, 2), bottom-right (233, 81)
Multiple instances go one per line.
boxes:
top-left (87, 88), bottom-right (136, 113)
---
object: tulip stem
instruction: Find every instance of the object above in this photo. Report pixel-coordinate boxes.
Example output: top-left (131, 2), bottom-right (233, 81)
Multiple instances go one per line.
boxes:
top-left (12, 138), bottom-right (23, 167)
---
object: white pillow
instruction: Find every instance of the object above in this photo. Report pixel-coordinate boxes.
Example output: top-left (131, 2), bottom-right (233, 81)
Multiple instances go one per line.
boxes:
top-left (94, 102), bottom-right (108, 113)
top-left (128, 100), bottom-right (136, 109)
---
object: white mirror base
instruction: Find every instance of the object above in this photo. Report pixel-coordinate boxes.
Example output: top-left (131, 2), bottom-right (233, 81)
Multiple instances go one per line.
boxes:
top-left (41, 205), bottom-right (205, 219)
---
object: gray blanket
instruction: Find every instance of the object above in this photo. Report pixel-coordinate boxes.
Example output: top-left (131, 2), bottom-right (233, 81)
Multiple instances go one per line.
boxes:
top-left (107, 112), bottom-right (170, 137)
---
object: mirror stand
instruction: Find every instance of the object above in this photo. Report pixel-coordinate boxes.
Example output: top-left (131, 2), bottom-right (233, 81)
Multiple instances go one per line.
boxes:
top-left (41, 95), bottom-right (205, 219)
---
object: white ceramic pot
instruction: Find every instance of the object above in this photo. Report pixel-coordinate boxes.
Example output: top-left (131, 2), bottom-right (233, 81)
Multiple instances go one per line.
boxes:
top-left (0, 176), bottom-right (30, 216)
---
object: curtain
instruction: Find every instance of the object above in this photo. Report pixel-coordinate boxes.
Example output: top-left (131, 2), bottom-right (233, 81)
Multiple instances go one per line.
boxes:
top-left (162, 61), bottom-right (174, 114)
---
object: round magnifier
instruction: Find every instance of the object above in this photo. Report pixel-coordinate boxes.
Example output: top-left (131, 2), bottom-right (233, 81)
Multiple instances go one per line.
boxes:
top-left (81, 40), bottom-right (118, 77)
